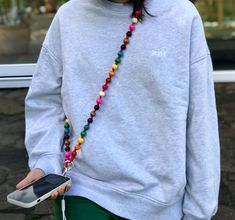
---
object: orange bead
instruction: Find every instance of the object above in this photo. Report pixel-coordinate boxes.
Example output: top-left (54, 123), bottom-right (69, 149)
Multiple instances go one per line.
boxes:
top-left (109, 71), bottom-right (115, 77)
top-left (75, 144), bottom-right (81, 150)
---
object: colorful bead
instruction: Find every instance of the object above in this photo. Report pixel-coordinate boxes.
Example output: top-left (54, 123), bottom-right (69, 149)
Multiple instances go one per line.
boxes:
top-left (112, 64), bottom-right (118, 69)
top-left (64, 123), bottom-right (70, 128)
top-left (99, 91), bottom-right (105, 97)
top-left (121, 44), bottom-right (126, 50)
top-left (90, 111), bottom-right (96, 117)
top-left (132, 17), bottom-right (138, 24)
top-left (94, 105), bottom-right (100, 110)
top-left (102, 84), bottom-right (108, 90)
top-left (115, 57), bottom-right (121, 63)
top-left (64, 128), bottom-right (70, 134)
top-left (78, 137), bottom-right (84, 144)
top-left (129, 23), bottom-right (135, 31)
top-left (65, 147), bottom-right (70, 152)
top-left (109, 72), bottom-right (115, 77)
top-left (96, 98), bottom-right (102, 104)
top-left (126, 31), bottom-right (132, 37)
top-left (72, 151), bottom-right (77, 157)
top-left (135, 10), bottom-right (141, 17)
top-left (65, 152), bottom-right (70, 158)
top-left (109, 71), bottom-right (115, 77)
top-left (123, 37), bottom-right (129, 44)
top-left (65, 118), bottom-right (69, 123)
top-left (118, 51), bottom-right (123, 57)
top-left (75, 144), bottom-right (81, 150)
top-left (88, 118), bottom-right (93, 123)
top-left (80, 131), bottom-right (87, 137)
top-left (64, 134), bottom-right (70, 140)
top-left (65, 140), bottom-right (70, 146)
top-left (84, 125), bottom-right (90, 130)
top-left (106, 77), bottom-right (111, 83)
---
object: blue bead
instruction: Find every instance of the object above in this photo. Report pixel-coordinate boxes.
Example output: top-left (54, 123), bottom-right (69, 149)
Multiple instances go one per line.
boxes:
top-left (118, 51), bottom-right (123, 57)
top-left (64, 128), bottom-right (70, 133)
top-left (84, 125), bottom-right (90, 130)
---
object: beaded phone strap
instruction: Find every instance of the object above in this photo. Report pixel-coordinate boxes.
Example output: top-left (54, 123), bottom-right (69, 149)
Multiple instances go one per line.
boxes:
top-left (62, 9), bottom-right (142, 176)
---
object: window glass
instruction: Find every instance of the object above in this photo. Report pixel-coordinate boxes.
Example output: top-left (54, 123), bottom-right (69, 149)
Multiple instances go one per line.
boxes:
top-left (0, 0), bottom-right (234, 70)
top-left (194, 0), bottom-right (235, 70)
top-left (0, 0), bottom-right (68, 64)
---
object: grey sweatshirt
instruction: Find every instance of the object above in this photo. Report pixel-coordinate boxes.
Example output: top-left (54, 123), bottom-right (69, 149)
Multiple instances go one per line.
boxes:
top-left (24, 0), bottom-right (221, 219)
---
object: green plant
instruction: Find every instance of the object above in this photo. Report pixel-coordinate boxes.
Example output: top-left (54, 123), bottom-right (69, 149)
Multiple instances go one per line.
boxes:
top-left (0, 0), bottom-right (26, 25)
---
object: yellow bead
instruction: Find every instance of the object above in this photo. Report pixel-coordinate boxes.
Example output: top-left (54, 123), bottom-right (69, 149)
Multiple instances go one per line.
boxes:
top-left (65, 118), bottom-right (69, 123)
top-left (112, 64), bottom-right (118, 70)
top-left (132, 17), bottom-right (138, 24)
top-left (78, 137), bottom-right (84, 144)
top-left (99, 91), bottom-right (105, 97)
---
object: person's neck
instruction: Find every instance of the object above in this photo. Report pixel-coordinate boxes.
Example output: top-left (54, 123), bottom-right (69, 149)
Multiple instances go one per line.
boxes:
top-left (108, 0), bottom-right (130, 3)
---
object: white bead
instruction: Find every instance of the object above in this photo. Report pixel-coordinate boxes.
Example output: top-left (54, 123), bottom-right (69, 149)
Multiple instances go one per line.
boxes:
top-left (132, 17), bottom-right (138, 24)
top-left (99, 91), bottom-right (105, 97)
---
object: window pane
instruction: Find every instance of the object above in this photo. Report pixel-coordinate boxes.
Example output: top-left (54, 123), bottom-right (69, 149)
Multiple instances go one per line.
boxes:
top-left (0, 0), bottom-right (68, 64)
top-left (194, 0), bottom-right (235, 70)
top-left (0, 0), bottom-right (234, 70)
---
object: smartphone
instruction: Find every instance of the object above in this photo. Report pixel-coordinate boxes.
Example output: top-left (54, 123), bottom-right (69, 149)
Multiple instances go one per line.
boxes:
top-left (7, 173), bottom-right (71, 208)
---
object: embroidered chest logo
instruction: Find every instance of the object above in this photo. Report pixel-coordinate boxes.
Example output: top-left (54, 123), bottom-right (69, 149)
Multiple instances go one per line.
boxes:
top-left (151, 49), bottom-right (167, 58)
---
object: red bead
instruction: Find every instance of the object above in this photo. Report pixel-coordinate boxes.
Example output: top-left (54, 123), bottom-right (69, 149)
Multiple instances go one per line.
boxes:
top-left (135, 10), bottom-right (141, 17)
top-left (72, 151), bottom-right (77, 156)
top-left (102, 84), bottom-right (108, 90)
top-left (106, 77), bottom-right (111, 83)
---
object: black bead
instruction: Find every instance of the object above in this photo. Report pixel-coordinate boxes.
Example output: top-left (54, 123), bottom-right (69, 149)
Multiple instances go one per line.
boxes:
top-left (121, 44), bottom-right (126, 50)
top-left (94, 105), bottom-right (100, 110)
top-left (88, 118), bottom-right (93, 123)
top-left (64, 135), bottom-right (70, 140)
top-left (65, 147), bottom-right (70, 152)
top-left (126, 31), bottom-right (132, 37)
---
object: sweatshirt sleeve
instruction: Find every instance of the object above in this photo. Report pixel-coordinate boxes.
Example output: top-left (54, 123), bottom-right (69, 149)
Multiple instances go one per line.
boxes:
top-left (182, 10), bottom-right (221, 220)
top-left (24, 12), bottom-right (65, 175)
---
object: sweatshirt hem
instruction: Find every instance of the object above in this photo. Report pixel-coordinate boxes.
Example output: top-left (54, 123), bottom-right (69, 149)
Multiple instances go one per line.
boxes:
top-left (65, 171), bottom-right (184, 220)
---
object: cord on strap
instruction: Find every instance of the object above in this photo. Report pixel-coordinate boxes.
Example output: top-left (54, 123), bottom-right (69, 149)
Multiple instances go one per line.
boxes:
top-left (61, 195), bottom-right (67, 220)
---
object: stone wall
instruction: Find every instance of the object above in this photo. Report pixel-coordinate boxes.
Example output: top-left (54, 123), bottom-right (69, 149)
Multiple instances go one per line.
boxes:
top-left (0, 84), bottom-right (234, 220)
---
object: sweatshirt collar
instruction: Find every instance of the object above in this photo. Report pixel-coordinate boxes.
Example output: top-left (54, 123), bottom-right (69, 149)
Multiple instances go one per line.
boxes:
top-left (95, 0), bottom-right (133, 15)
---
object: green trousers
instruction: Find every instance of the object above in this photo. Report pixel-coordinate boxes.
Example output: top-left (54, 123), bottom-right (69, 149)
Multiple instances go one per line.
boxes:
top-left (54, 195), bottom-right (128, 220)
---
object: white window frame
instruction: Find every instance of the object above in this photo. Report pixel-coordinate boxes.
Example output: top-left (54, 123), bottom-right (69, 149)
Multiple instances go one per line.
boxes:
top-left (0, 64), bottom-right (235, 88)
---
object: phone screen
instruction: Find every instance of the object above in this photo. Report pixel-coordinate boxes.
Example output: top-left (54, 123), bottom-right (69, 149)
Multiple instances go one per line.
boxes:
top-left (9, 174), bottom-right (70, 204)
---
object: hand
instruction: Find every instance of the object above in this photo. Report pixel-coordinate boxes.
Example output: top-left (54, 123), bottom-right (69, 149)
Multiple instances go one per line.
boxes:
top-left (16, 168), bottom-right (71, 200)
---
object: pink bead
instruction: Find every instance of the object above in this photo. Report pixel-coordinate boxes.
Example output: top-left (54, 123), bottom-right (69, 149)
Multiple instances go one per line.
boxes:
top-left (129, 23), bottom-right (135, 31)
top-left (96, 98), bottom-right (102, 104)
top-left (65, 152), bottom-right (70, 158)
top-left (135, 10), bottom-right (141, 17)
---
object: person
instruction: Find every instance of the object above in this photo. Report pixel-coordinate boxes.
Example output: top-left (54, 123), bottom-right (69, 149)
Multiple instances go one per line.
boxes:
top-left (16, 0), bottom-right (221, 219)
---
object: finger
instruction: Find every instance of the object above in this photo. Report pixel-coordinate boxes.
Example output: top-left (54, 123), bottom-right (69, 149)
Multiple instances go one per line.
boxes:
top-left (58, 186), bottom-right (66, 196)
top-left (65, 183), bottom-right (72, 192)
top-left (16, 176), bottom-right (32, 189)
top-left (16, 169), bottom-right (45, 189)
top-left (50, 191), bottom-right (59, 200)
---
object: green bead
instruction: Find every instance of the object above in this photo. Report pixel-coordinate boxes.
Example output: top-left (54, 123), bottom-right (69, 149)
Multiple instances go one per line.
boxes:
top-left (80, 131), bottom-right (87, 137)
top-left (115, 57), bottom-right (121, 63)
top-left (64, 123), bottom-right (70, 128)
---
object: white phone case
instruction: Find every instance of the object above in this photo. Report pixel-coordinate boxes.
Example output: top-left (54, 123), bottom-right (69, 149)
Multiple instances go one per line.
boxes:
top-left (7, 176), bottom-right (71, 208)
